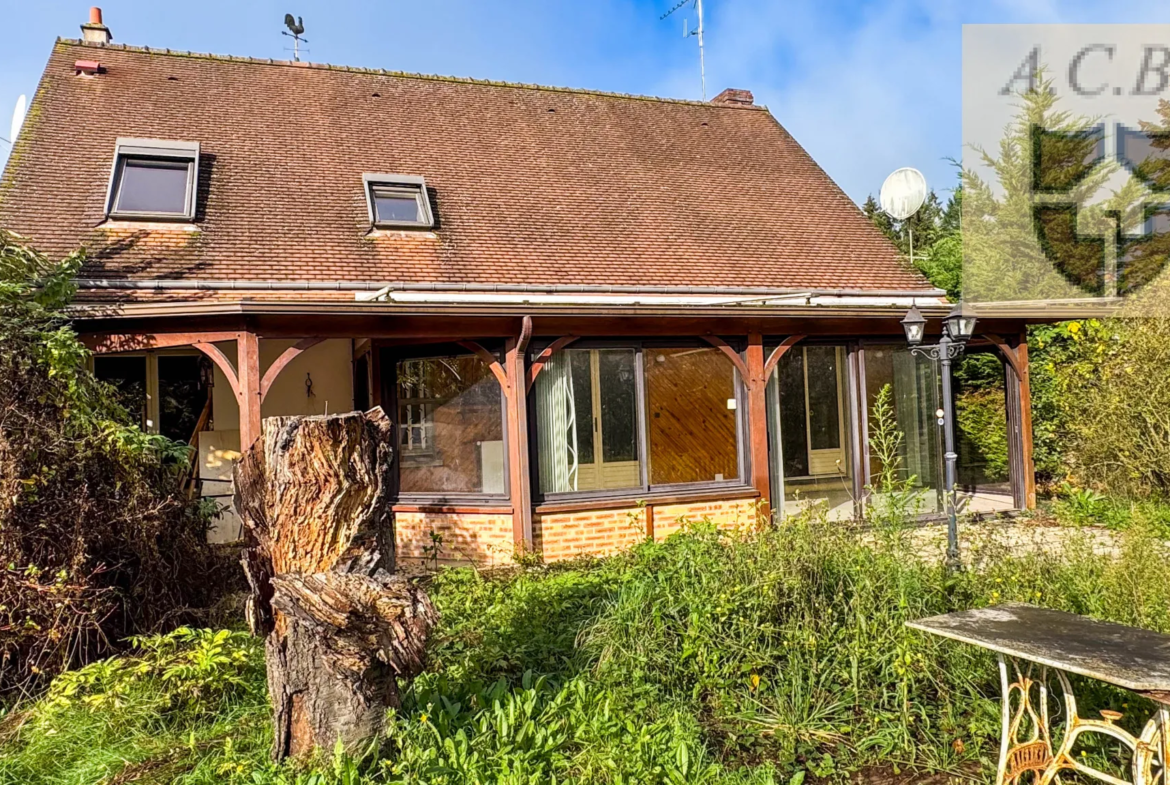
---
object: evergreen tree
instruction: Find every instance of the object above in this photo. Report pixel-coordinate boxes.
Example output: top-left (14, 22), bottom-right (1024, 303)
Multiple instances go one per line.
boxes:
top-left (862, 194), bottom-right (897, 245)
top-left (940, 186), bottom-right (962, 235)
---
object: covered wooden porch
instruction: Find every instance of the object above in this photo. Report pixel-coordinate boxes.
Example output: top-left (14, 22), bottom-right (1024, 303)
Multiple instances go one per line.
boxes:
top-left (80, 303), bottom-right (1037, 563)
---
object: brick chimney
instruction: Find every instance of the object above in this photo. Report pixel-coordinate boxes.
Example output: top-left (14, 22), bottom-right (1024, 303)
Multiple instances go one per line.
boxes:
top-left (80, 7), bottom-right (112, 44)
top-left (710, 88), bottom-right (754, 106)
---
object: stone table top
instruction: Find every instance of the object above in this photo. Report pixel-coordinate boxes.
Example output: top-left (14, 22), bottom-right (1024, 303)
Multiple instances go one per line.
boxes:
top-left (907, 603), bottom-right (1170, 694)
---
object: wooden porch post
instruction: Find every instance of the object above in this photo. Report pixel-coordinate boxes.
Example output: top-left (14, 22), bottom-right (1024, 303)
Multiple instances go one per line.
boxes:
top-left (745, 333), bottom-right (771, 509)
top-left (988, 331), bottom-right (1037, 511)
top-left (1016, 331), bottom-right (1036, 509)
top-left (505, 318), bottom-right (534, 551)
top-left (237, 331), bottom-right (262, 451)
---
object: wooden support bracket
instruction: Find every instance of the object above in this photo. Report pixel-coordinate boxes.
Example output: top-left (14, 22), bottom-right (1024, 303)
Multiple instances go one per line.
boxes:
top-left (526, 335), bottom-right (580, 392)
top-left (192, 341), bottom-right (240, 394)
top-left (763, 335), bottom-right (807, 379)
top-left (261, 337), bottom-right (325, 402)
top-left (456, 340), bottom-right (509, 390)
top-left (985, 333), bottom-right (1025, 380)
top-left (700, 335), bottom-right (750, 379)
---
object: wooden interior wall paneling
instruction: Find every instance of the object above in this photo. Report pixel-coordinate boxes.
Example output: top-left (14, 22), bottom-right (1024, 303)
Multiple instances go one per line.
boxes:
top-left (645, 347), bottom-right (739, 485)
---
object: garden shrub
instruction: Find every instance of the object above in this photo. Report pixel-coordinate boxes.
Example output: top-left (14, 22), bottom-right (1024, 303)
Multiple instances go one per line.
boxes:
top-left (0, 231), bottom-right (225, 696)
top-left (1058, 295), bottom-right (1170, 499)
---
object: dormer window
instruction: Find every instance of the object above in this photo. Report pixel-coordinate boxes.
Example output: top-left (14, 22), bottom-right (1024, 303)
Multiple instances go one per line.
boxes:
top-left (363, 174), bottom-right (434, 229)
top-left (106, 138), bottom-right (199, 221)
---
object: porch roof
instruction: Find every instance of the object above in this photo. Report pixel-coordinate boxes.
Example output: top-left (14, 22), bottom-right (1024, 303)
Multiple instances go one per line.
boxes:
top-left (1, 40), bottom-right (941, 307)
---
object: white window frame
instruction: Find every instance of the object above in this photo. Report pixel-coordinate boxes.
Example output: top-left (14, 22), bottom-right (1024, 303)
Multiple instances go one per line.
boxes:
top-left (363, 173), bottom-right (434, 229)
top-left (105, 138), bottom-right (200, 221)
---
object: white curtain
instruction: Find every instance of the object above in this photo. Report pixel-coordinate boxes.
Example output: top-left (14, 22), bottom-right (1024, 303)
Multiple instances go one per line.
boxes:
top-left (535, 351), bottom-right (579, 493)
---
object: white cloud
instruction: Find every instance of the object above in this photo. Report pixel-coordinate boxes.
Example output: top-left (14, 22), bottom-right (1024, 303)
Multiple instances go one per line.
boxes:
top-left (654, 0), bottom-right (1170, 203)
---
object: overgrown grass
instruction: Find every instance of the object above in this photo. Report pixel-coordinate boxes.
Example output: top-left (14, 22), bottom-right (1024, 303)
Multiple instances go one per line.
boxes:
top-left (1046, 485), bottom-right (1170, 537)
top-left (2, 517), bottom-right (1168, 784)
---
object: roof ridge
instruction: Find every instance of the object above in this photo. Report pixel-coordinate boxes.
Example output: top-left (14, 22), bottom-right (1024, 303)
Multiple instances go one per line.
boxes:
top-left (55, 38), bottom-right (765, 110)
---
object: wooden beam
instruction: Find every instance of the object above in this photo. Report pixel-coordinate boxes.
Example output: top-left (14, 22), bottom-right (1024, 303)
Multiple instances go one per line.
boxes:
top-left (700, 335), bottom-right (750, 379)
top-left (763, 335), bottom-right (807, 378)
top-left (352, 338), bottom-right (372, 359)
top-left (237, 331), bottom-right (262, 450)
top-left (261, 337), bottom-right (324, 402)
top-left (86, 331), bottom-right (239, 354)
top-left (526, 335), bottom-right (580, 392)
top-left (644, 504), bottom-right (655, 540)
top-left (745, 333), bottom-right (771, 509)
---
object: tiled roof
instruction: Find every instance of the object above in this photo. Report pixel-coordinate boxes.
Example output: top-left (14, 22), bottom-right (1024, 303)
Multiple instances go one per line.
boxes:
top-left (0, 40), bottom-right (936, 298)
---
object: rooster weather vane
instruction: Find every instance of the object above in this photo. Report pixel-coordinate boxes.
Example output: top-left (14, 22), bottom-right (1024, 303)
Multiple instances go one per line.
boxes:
top-left (282, 14), bottom-right (308, 61)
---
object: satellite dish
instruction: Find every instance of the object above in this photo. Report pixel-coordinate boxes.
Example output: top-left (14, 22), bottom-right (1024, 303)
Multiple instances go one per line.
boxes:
top-left (9, 95), bottom-right (27, 144)
top-left (879, 167), bottom-right (927, 221)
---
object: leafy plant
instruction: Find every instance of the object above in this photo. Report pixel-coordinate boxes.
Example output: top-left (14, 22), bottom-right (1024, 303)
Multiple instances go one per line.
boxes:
top-left (0, 231), bottom-right (226, 695)
top-left (4, 517), bottom-right (1169, 784)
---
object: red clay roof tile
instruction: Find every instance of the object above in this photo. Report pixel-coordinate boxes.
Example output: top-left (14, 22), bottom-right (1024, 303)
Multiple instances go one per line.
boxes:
top-left (0, 40), bottom-right (935, 298)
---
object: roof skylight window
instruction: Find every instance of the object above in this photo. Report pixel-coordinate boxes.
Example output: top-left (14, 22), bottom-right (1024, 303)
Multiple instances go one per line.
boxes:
top-left (363, 174), bottom-right (434, 229)
top-left (106, 138), bottom-right (199, 221)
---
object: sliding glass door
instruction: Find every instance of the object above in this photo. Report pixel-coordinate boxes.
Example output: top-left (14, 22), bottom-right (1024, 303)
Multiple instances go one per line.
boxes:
top-left (766, 344), bottom-right (855, 520)
top-left (536, 348), bottom-right (641, 493)
top-left (863, 344), bottom-right (943, 514)
top-left (534, 343), bottom-right (743, 497)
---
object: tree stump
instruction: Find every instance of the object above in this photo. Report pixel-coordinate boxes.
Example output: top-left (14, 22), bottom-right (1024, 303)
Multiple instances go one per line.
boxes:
top-left (234, 408), bottom-right (437, 760)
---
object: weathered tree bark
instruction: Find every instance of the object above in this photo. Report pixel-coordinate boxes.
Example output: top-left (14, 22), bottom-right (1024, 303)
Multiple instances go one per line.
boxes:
top-left (234, 408), bottom-right (437, 760)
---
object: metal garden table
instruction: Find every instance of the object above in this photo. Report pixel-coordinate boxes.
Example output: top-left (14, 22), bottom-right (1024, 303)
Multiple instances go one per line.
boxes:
top-left (908, 603), bottom-right (1170, 785)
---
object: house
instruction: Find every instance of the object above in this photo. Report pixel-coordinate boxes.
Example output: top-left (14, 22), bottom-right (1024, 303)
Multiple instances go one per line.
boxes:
top-left (0, 10), bottom-right (1036, 564)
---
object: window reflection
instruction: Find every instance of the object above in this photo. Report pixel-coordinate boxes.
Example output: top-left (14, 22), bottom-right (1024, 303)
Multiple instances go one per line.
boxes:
top-left (396, 355), bottom-right (505, 495)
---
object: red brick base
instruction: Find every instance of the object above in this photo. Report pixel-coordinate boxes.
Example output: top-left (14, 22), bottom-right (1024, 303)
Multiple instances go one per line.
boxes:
top-left (395, 496), bottom-right (761, 567)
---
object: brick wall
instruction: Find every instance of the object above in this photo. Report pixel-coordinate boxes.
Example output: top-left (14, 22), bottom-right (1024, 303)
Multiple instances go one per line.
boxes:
top-left (396, 495), bottom-right (762, 568)
top-left (533, 506), bottom-right (647, 562)
top-left (396, 511), bottom-right (514, 568)
top-left (534, 495), bottom-right (761, 562)
top-left (651, 496), bottom-right (761, 540)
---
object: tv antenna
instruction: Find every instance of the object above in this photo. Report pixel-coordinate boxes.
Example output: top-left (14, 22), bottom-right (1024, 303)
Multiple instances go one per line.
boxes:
top-left (0, 95), bottom-right (27, 146)
top-left (879, 167), bottom-right (928, 267)
top-left (282, 14), bottom-right (308, 61)
top-left (661, 0), bottom-right (706, 100)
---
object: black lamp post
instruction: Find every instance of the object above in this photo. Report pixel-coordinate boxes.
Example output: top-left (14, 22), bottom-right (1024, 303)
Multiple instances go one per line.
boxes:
top-left (901, 304), bottom-right (976, 573)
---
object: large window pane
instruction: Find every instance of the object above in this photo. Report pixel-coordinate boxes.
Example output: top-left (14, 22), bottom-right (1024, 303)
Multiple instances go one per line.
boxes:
top-left (396, 355), bottom-right (505, 495)
top-left (954, 352), bottom-right (1015, 512)
top-left (535, 348), bottom-right (640, 493)
top-left (767, 345), bottom-right (854, 520)
top-left (863, 345), bottom-right (942, 513)
top-left (598, 350), bottom-right (638, 463)
top-left (645, 347), bottom-right (739, 485)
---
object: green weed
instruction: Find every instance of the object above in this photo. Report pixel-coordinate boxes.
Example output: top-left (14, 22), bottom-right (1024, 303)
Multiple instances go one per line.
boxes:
top-left (2, 517), bottom-right (1167, 784)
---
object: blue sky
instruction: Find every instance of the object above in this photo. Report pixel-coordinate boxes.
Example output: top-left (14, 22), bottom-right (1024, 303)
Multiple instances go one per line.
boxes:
top-left (4, 1), bottom-right (1170, 204)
